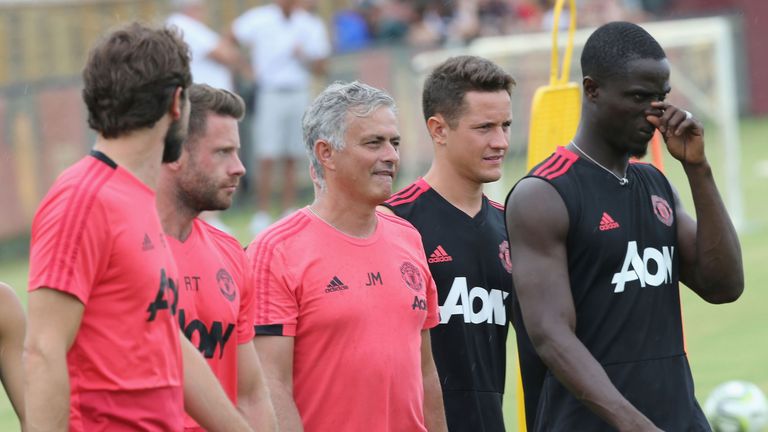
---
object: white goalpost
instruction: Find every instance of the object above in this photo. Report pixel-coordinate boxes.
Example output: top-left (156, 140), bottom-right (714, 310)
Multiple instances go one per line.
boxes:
top-left (412, 16), bottom-right (745, 230)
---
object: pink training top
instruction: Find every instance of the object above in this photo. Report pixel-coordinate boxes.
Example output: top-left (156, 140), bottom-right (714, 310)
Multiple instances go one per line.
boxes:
top-left (247, 207), bottom-right (439, 432)
top-left (167, 218), bottom-right (256, 431)
top-left (28, 151), bottom-right (183, 431)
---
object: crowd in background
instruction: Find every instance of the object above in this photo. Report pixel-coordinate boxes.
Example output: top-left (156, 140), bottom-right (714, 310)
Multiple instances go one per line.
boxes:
top-left (331, 0), bottom-right (668, 52)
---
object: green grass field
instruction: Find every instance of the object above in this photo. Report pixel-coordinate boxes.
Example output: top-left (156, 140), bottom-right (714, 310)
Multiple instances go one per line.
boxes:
top-left (0, 117), bottom-right (766, 430)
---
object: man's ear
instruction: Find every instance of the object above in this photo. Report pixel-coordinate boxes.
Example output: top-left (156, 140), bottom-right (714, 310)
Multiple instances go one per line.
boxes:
top-left (164, 147), bottom-right (187, 171)
top-left (314, 139), bottom-right (335, 173)
top-left (426, 114), bottom-right (449, 146)
top-left (170, 86), bottom-right (184, 119)
top-left (583, 76), bottom-right (600, 102)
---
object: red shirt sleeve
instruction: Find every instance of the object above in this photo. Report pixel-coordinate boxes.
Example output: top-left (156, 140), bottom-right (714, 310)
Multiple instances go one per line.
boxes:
top-left (29, 181), bottom-right (111, 304)
top-left (237, 250), bottom-right (256, 344)
top-left (416, 240), bottom-right (439, 330)
top-left (247, 236), bottom-right (299, 337)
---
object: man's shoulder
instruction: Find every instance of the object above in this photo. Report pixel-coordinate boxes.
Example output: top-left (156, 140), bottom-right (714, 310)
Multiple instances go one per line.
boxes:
top-left (383, 178), bottom-right (431, 214)
top-left (37, 155), bottom-right (118, 216)
top-left (630, 159), bottom-right (666, 177)
top-left (378, 211), bottom-right (421, 239)
top-left (196, 219), bottom-right (246, 257)
top-left (485, 195), bottom-right (505, 214)
top-left (245, 210), bottom-right (312, 257)
top-left (526, 146), bottom-right (580, 181)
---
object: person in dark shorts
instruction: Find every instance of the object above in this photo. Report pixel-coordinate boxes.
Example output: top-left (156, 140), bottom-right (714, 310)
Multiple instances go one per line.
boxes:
top-left (382, 55), bottom-right (525, 431)
top-left (504, 21), bottom-right (744, 431)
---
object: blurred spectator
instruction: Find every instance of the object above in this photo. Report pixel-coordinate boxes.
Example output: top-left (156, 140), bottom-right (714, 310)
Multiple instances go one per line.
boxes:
top-left (477, 0), bottom-right (512, 36)
top-left (166, 0), bottom-right (250, 233)
top-left (333, 4), bottom-right (373, 52)
top-left (166, 0), bottom-right (245, 92)
top-left (540, 0), bottom-right (572, 31)
top-left (407, 1), bottom-right (448, 47)
top-left (373, 0), bottom-right (417, 42)
top-left (446, 0), bottom-right (480, 44)
top-left (512, 0), bottom-right (544, 31)
top-left (230, 0), bottom-right (331, 235)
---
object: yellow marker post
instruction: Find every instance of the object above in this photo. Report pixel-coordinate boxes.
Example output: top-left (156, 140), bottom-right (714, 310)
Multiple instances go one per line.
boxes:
top-left (526, 0), bottom-right (580, 171)
top-left (517, 1), bottom-right (577, 430)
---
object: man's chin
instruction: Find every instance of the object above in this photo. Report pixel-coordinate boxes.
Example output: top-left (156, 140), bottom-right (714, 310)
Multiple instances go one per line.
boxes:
top-left (369, 189), bottom-right (392, 206)
top-left (629, 144), bottom-right (649, 159)
top-left (211, 201), bottom-right (232, 212)
top-left (473, 168), bottom-right (502, 185)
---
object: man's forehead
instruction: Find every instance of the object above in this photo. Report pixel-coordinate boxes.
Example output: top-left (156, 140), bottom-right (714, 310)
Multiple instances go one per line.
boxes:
top-left (621, 57), bottom-right (670, 81)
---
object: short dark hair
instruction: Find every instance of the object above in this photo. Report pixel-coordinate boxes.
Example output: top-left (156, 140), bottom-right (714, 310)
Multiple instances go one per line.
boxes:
top-left (186, 84), bottom-right (245, 146)
top-left (82, 22), bottom-right (192, 138)
top-left (422, 55), bottom-right (516, 127)
top-left (581, 21), bottom-right (666, 82)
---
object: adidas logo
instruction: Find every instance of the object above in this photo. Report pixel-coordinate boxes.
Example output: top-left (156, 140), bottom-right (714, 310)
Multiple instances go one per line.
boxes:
top-left (142, 233), bottom-right (154, 251)
top-left (325, 276), bottom-right (349, 293)
top-left (599, 212), bottom-right (620, 231)
top-left (428, 245), bottom-right (453, 263)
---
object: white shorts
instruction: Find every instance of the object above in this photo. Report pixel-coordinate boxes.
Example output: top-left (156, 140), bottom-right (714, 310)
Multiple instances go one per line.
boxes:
top-left (253, 88), bottom-right (309, 159)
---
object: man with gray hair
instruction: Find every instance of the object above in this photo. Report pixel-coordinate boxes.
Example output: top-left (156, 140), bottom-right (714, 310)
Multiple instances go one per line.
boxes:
top-left (246, 81), bottom-right (448, 431)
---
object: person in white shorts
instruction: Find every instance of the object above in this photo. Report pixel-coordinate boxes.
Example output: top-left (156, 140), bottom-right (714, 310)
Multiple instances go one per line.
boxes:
top-left (167, 0), bottom-right (249, 233)
top-left (229, 0), bottom-right (331, 234)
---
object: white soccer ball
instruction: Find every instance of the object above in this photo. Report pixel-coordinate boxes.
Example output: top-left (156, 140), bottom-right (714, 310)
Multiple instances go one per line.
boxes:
top-left (704, 381), bottom-right (768, 432)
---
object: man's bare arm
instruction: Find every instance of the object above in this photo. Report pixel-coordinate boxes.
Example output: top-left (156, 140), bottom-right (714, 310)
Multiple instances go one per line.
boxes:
top-left (253, 336), bottom-right (304, 431)
top-left (0, 283), bottom-right (26, 426)
top-left (236, 341), bottom-right (277, 431)
top-left (24, 288), bottom-right (84, 432)
top-left (182, 336), bottom-right (252, 432)
top-left (506, 178), bottom-right (660, 431)
top-left (421, 330), bottom-right (447, 432)
top-left (647, 102), bottom-right (743, 303)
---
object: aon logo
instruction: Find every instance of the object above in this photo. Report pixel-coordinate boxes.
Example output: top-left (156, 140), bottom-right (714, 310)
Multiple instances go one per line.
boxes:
top-left (611, 241), bottom-right (674, 293)
top-left (440, 277), bottom-right (508, 325)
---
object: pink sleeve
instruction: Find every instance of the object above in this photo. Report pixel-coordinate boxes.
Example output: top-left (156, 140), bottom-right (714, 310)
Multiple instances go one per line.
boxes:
top-left (246, 236), bottom-right (299, 337)
top-left (411, 236), bottom-right (439, 330)
top-left (28, 185), bottom-right (110, 304)
top-left (423, 271), bottom-right (439, 330)
top-left (236, 250), bottom-right (256, 344)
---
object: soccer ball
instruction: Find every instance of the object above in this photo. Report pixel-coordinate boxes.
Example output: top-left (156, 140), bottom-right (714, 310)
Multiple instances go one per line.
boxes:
top-left (704, 381), bottom-right (768, 432)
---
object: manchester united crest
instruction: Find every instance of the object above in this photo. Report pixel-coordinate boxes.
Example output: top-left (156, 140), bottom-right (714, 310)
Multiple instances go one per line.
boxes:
top-left (651, 195), bottom-right (674, 227)
top-left (400, 262), bottom-right (424, 292)
top-left (216, 268), bottom-right (236, 302)
top-left (498, 240), bottom-right (513, 274)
